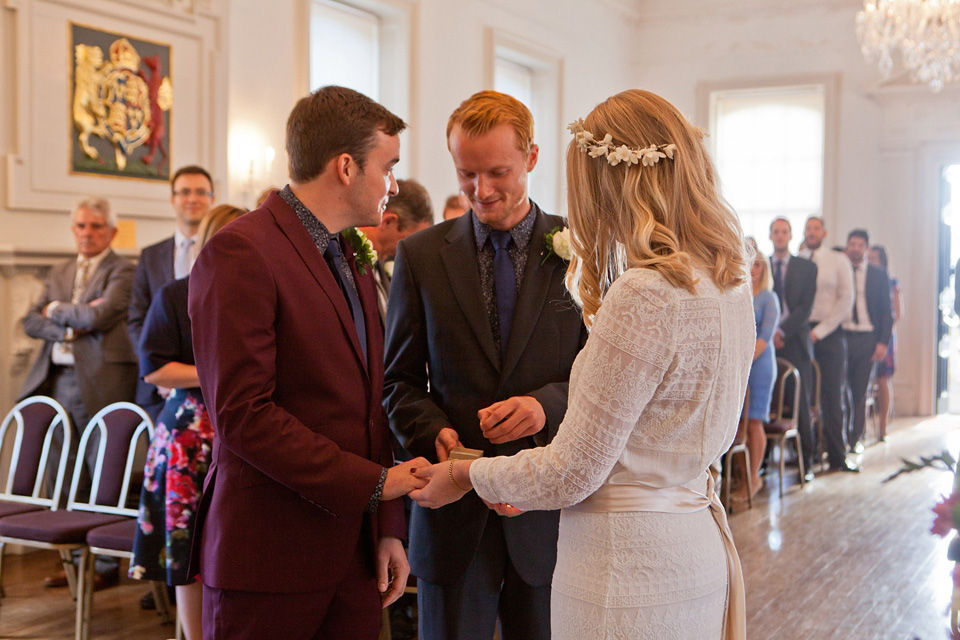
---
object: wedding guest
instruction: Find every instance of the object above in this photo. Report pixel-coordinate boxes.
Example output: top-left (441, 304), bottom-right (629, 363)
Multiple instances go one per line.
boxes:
top-left (868, 245), bottom-right (901, 440)
top-left (128, 204), bottom-right (246, 640)
top-left (799, 216), bottom-right (857, 472)
top-left (740, 237), bottom-right (780, 500)
top-left (384, 90), bottom-right (587, 640)
top-left (409, 89), bottom-right (753, 640)
top-left (188, 86), bottom-right (427, 640)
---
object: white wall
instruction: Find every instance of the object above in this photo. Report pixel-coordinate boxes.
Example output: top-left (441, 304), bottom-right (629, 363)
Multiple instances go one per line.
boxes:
top-left (631, 0), bottom-right (960, 414)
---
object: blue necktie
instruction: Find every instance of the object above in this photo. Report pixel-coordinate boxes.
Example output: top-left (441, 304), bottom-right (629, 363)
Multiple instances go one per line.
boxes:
top-left (324, 237), bottom-right (367, 363)
top-left (490, 231), bottom-right (516, 361)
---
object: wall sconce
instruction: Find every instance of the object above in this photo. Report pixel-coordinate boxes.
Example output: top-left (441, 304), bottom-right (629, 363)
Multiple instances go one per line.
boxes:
top-left (229, 125), bottom-right (278, 208)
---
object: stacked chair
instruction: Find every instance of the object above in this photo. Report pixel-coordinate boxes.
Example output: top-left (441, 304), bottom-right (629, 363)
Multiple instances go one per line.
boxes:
top-left (0, 400), bottom-right (170, 640)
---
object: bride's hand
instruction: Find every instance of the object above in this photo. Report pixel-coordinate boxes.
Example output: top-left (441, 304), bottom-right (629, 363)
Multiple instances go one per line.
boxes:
top-left (409, 460), bottom-right (473, 508)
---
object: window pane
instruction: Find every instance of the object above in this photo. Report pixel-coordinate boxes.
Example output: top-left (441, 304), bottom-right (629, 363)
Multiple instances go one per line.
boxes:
top-left (494, 58), bottom-right (534, 110)
top-left (310, 0), bottom-right (379, 99)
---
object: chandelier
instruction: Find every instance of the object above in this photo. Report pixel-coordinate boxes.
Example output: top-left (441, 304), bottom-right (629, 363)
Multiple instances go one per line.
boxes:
top-left (856, 0), bottom-right (960, 91)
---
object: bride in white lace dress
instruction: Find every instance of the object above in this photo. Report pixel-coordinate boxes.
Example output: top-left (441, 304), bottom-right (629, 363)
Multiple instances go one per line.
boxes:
top-left (411, 89), bottom-right (754, 640)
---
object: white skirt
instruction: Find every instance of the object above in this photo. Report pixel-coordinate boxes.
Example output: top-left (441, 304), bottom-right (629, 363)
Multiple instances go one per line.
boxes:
top-left (551, 507), bottom-right (728, 639)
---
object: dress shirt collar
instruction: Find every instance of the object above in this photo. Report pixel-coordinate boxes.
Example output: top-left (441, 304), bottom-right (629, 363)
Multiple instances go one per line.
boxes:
top-left (173, 228), bottom-right (196, 251)
top-left (77, 247), bottom-right (110, 274)
top-left (471, 200), bottom-right (537, 252)
top-left (280, 185), bottom-right (333, 255)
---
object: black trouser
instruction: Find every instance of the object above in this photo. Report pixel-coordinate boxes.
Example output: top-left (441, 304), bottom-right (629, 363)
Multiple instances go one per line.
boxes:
top-left (845, 330), bottom-right (877, 447)
top-left (813, 328), bottom-right (848, 468)
top-left (778, 332), bottom-right (815, 468)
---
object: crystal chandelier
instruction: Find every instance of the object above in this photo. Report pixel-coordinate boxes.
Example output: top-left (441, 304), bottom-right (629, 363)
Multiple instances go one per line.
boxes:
top-left (856, 0), bottom-right (960, 91)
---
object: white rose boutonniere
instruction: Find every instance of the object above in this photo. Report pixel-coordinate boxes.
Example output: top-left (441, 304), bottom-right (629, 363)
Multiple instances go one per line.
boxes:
top-left (341, 227), bottom-right (378, 275)
top-left (542, 226), bottom-right (572, 265)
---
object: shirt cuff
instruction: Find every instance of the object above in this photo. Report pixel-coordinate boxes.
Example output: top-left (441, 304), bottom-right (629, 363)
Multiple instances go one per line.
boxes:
top-left (365, 467), bottom-right (388, 514)
top-left (64, 327), bottom-right (75, 341)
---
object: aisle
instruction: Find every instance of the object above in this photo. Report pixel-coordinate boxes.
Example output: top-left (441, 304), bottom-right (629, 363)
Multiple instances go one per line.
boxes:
top-left (729, 415), bottom-right (960, 640)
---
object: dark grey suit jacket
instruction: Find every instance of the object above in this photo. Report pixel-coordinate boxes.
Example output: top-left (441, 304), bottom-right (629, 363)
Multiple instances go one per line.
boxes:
top-left (384, 203), bottom-right (587, 586)
top-left (863, 263), bottom-right (893, 346)
top-left (19, 250), bottom-right (138, 415)
top-left (771, 254), bottom-right (817, 358)
top-left (128, 236), bottom-right (175, 411)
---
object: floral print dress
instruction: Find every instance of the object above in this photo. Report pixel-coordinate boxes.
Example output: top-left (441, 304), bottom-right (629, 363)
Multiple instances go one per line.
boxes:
top-left (129, 277), bottom-right (213, 585)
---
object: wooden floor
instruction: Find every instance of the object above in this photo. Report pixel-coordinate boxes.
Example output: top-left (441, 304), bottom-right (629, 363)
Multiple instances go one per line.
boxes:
top-left (0, 416), bottom-right (956, 639)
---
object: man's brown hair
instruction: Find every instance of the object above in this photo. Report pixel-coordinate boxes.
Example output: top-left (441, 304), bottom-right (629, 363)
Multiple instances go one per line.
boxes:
top-left (170, 165), bottom-right (213, 194)
top-left (286, 86), bottom-right (407, 184)
top-left (446, 90), bottom-right (534, 155)
top-left (387, 179), bottom-right (434, 231)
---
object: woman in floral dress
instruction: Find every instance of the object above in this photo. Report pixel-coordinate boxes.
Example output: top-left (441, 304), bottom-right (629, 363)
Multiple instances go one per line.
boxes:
top-left (129, 204), bottom-right (245, 640)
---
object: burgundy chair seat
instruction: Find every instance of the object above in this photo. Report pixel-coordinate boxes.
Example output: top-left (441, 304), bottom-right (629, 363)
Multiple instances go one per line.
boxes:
top-left (0, 500), bottom-right (44, 518)
top-left (86, 518), bottom-right (137, 552)
top-left (0, 510), bottom-right (126, 545)
top-left (764, 420), bottom-right (796, 435)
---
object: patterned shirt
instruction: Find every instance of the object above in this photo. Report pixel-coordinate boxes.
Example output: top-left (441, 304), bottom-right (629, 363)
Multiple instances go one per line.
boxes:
top-left (471, 202), bottom-right (538, 359)
top-left (280, 185), bottom-right (386, 513)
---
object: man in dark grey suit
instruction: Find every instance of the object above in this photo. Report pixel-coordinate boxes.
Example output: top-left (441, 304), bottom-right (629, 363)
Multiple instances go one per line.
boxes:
top-left (769, 217), bottom-right (818, 475)
top-left (128, 165), bottom-right (214, 419)
top-left (842, 228), bottom-right (893, 449)
top-left (19, 197), bottom-right (138, 499)
top-left (384, 91), bottom-right (587, 640)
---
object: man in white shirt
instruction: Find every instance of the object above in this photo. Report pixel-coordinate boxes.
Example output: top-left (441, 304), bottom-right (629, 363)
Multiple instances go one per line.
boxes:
top-left (798, 216), bottom-right (857, 472)
top-left (128, 165), bottom-right (214, 419)
top-left (842, 229), bottom-right (893, 451)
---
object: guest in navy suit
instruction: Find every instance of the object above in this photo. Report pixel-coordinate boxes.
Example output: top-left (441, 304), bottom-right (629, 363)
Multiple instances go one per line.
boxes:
top-left (128, 165), bottom-right (214, 419)
top-left (188, 86), bottom-right (428, 640)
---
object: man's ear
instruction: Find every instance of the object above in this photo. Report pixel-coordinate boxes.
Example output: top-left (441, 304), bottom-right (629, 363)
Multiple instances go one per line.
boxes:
top-left (380, 212), bottom-right (400, 229)
top-left (526, 144), bottom-right (540, 173)
top-left (335, 153), bottom-right (356, 185)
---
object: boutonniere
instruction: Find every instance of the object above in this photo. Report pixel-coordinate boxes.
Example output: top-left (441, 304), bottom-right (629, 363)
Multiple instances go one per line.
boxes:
top-left (341, 228), bottom-right (378, 275)
top-left (541, 226), bottom-right (573, 265)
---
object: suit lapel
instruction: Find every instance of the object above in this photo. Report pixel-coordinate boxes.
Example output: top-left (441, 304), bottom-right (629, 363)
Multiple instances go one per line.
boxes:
top-left (501, 209), bottom-right (562, 380)
top-left (266, 194), bottom-right (369, 376)
top-left (440, 215), bottom-right (500, 369)
top-left (78, 251), bottom-right (114, 301)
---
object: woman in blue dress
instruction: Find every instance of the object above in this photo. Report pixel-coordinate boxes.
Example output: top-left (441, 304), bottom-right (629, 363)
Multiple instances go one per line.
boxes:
top-left (129, 204), bottom-right (245, 640)
top-left (739, 239), bottom-right (780, 500)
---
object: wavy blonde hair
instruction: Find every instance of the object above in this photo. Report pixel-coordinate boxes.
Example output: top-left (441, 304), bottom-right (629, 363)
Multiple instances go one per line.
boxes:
top-left (197, 204), bottom-right (247, 250)
top-left (745, 237), bottom-right (770, 295)
top-left (565, 89), bottom-right (747, 327)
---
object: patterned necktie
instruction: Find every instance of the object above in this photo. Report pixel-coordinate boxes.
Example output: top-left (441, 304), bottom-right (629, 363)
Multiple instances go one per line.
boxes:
top-left (773, 259), bottom-right (784, 309)
top-left (490, 230), bottom-right (516, 361)
top-left (72, 259), bottom-right (90, 304)
top-left (175, 237), bottom-right (195, 279)
top-left (852, 264), bottom-right (860, 324)
top-left (324, 237), bottom-right (367, 362)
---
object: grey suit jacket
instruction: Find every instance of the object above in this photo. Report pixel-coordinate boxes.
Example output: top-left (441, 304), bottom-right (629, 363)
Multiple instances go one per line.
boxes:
top-left (19, 250), bottom-right (138, 416)
top-left (384, 203), bottom-right (588, 585)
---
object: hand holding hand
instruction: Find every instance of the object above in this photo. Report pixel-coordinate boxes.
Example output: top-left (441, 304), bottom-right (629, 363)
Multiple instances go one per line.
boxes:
top-left (382, 457), bottom-right (430, 501)
top-left (477, 396), bottom-right (546, 444)
top-left (376, 536), bottom-right (409, 608)
top-left (409, 460), bottom-right (473, 508)
top-left (435, 428), bottom-right (463, 462)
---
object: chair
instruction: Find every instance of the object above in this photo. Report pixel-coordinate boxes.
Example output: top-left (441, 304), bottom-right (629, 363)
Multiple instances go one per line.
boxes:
top-left (763, 358), bottom-right (807, 497)
top-left (0, 402), bottom-right (153, 640)
top-left (810, 359), bottom-right (826, 469)
top-left (0, 396), bottom-right (73, 596)
top-left (722, 388), bottom-right (753, 512)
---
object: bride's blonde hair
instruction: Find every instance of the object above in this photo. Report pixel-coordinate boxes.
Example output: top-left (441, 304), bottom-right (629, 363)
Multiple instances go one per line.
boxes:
top-left (565, 89), bottom-right (747, 327)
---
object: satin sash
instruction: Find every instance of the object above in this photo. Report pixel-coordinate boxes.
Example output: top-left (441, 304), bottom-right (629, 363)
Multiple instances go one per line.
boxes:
top-left (568, 473), bottom-right (746, 640)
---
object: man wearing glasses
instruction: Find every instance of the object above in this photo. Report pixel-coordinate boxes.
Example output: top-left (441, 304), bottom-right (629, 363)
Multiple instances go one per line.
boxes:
top-left (128, 165), bottom-right (215, 420)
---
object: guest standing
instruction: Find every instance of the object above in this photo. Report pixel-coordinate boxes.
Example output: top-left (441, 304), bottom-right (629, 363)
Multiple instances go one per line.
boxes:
top-left (410, 89), bottom-right (753, 640)
top-left (128, 205), bottom-right (246, 640)
top-left (741, 238), bottom-right (780, 500)
top-left (868, 245), bottom-right (901, 440)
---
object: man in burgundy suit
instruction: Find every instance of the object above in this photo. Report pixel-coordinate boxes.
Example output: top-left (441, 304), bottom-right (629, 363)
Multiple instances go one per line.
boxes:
top-left (188, 86), bottom-right (428, 639)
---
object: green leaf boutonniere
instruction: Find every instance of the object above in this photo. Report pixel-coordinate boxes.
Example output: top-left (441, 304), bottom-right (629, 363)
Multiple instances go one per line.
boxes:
top-left (341, 228), bottom-right (378, 275)
top-left (541, 226), bottom-right (573, 265)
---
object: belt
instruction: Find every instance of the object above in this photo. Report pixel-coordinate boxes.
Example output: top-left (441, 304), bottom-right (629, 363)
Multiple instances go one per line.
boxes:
top-left (569, 473), bottom-right (746, 640)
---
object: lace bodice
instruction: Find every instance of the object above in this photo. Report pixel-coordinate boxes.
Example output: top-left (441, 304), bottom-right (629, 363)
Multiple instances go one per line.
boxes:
top-left (470, 268), bottom-right (756, 511)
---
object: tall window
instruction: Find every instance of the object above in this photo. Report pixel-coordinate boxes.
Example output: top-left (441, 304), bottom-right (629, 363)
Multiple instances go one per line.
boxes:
top-left (490, 32), bottom-right (562, 215)
top-left (309, 1), bottom-right (380, 99)
top-left (709, 85), bottom-right (826, 255)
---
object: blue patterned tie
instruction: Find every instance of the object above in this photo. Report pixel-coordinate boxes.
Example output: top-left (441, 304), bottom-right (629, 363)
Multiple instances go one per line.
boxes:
top-left (324, 237), bottom-right (367, 362)
top-left (490, 230), bottom-right (516, 361)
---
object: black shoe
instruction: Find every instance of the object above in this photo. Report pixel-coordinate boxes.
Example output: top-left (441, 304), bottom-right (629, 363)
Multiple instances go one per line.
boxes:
top-left (830, 462), bottom-right (861, 473)
top-left (139, 590), bottom-right (156, 610)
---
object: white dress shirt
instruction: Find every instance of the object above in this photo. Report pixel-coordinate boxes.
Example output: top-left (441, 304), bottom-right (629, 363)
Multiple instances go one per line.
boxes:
top-left (174, 229), bottom-right (198, 279)
top-left (842, 261), bottom-right (874, 332)
top-left (798, 246), bottom-right (854, 341)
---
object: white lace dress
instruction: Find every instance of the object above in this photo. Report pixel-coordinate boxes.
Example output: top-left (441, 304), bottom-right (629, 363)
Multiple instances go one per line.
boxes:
top-left (470, 268), bottom-right (755, 640)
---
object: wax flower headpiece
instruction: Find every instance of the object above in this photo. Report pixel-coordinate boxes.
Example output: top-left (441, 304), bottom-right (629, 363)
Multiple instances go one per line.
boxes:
top-left (568, 119), bottom-right (677, 168)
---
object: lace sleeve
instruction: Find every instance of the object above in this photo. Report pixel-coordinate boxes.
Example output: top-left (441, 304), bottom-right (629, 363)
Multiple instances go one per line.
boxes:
top-left (470, 271), bottom-right (677, 511)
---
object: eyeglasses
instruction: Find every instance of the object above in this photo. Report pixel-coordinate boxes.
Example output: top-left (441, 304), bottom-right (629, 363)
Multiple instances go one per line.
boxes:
top-left (172, 189), bottom-right (213, 198)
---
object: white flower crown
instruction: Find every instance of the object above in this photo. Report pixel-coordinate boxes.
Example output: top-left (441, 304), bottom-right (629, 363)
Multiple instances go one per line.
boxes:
top-left (567, 119), bottom-right (677, 167)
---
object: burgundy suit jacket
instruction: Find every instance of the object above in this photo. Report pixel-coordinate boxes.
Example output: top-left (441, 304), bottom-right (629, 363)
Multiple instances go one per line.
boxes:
top-left (187, 191), bottom-right (404, 593)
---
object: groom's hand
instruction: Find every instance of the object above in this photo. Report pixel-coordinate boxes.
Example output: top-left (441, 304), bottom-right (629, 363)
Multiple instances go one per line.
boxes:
top-left (478, 396), bottom-right (545, 444)
top-left (435, 428), bottom-right (463, 462)
top-left (382, 457), bottom-right (430, 501)
top-left (376, 536), bottom-right (409, 608)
